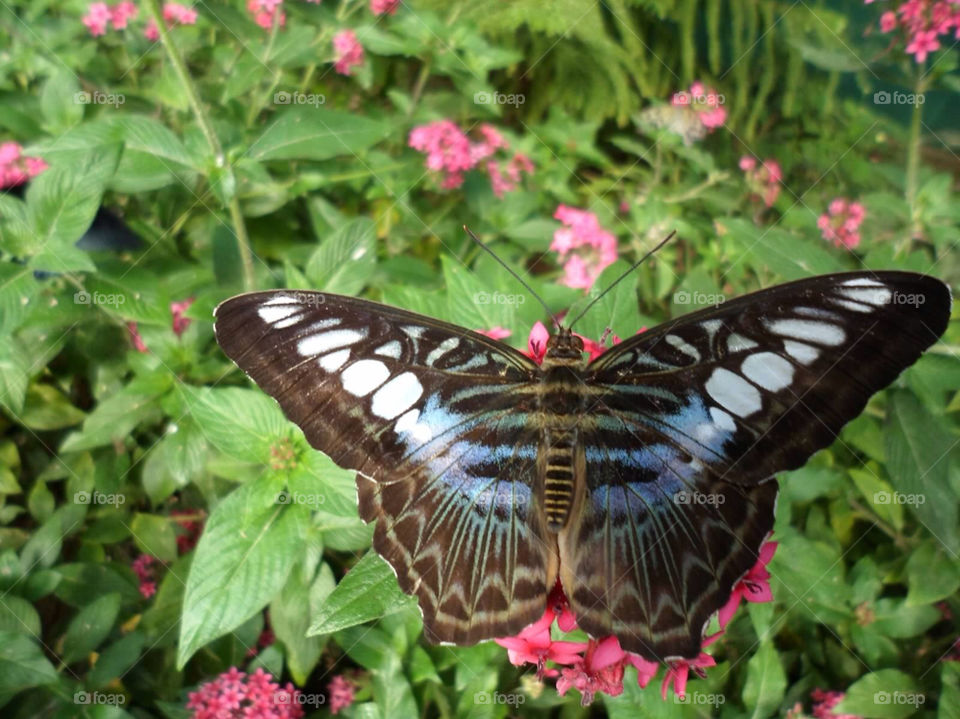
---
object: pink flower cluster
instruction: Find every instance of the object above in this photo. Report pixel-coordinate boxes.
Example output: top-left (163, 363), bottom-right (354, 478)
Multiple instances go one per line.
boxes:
top-left (145, 4), bottom-right (198, 40)
top-left (810, 688), bottom-right (862, 719)
top-left (817, 198), bottom-right (866, 250)
top-left (408, 121), bottom-right (534, 196)
top-left (739, 156), bottom-right (783, 207)
top-left (550, 205), bottom-right (618, 290)
top-left (327, 675), bottom-right (356, 715)
top-left (82, 2), bottom-right (137, 36)
top-left (869, 0), bottom-right (960, 62)
top-left (187, 667), bottom-right (303, 719)
top-left (0, 142), bottom-right (47, 189)
top-left (333, 30), bottom-right (365, 75)
top-left (131, 553), bottom-right (157, 598)
top-left (171, 508), bottom-right (204, 553)
top-left (370, 0), bottom-right (401, 14)
top-left (171, 296), bottom-right (196, 337)
top-left (247, 0), bottom-right (285, 29)
top-left (672, 81), bottom-right (727, 129)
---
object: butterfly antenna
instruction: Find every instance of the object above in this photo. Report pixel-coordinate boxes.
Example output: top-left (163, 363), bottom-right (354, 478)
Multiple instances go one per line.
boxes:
top-left (463, 226), bottom-right (562, 330)
top-left (567, 230), bottom-right (677, 330)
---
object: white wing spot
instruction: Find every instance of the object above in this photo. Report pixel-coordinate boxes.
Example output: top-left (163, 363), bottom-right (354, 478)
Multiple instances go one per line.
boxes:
top-left (741, 352), bottom-right (795, 392)
top-left (319, 349), bottom-right (350, 371)
top-left (783, 340), bottom-right (819, 365)
top-left (830, 298), bottom-right (874, 313)
top-left (837, 286), bottom-right (892, 307)
top-left (371, 372), bottom-right (424, 420)
top-left (395, 408), bottom-right (433, 443)
top-left (727, 333), bottom-right (758, 353)
top-left (341, 359), bottom-right (390, 397)
top-left (842, 277), bottom-right (885, 288)
top-left (401, 325), bottom-right (425, 340)
top-left (257, 296), bottom-right (298, 324)
top-left (298, 328), bottom-right (366, 357)
top-left (425, 337), bottom-right (460, 366)
top-left (709, 406), bottom-right (737, 432)
top-left (665, 334), bottom-right (701, 362)
top-left (767, 319), bottom-right (845, 346)
top-left (706, 368), bottom-right (762, 417)
top-left (374, 340), bottom-right (402, 359)
top-left (701, 319), bottom-right (723, 339)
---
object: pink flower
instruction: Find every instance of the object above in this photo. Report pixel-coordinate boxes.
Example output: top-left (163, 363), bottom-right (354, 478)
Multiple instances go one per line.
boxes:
top-left (82, 2), bottom-right (111, 36)
top-left (880, 10), bottom-right (898, 31)
top-left (171, 508), bottom-right (204, 553)
top-left (409, 120), bottom-right (475, 189)
top-left (550, 205), bottom-right (618, 290)
top-left (110, 1), bottom-right (137, 29)
top-left (127, 321), bottom-right (148, 353)
top-left (163, 2), bottom-right (198, 25)
top-left (557, 637), bottom-right (627, 705)
top-left (661, 637), bottom-right (718, 701)
top-left (247, 0), bottom-right (285, 29)
top-left (672, 81), bottom-right (727, 131)
top-left (811, 688), bottom-right (863, 719)
top-left (144, 19), bottom-right (159, 40)
top-left (327, 675), bottom-right (355, 715)
top-left (717, 541), bottom-right (777, 628)
top-left (370, 0), bottom-right (401, 15)
top-left (187, 667), bottom-right (304, 719)
top-left (906, 28), bottom-right (940, 60)
top-left (132, 554), bottom-right (157, 598)
top-left (171, 297), bottom-right (195, 337)
top-left (819, 197), bottom-right (866, 249)
top-left (333, 30), bottom-right (364, 75)
top-left (741, 156), bottom-right (783, 207)
top-left (525, 321), bottom-right (551, 364)
top-left (0, 142), bottom-right (47, 189)
top-left (476, 326), bottom-right (512, 340)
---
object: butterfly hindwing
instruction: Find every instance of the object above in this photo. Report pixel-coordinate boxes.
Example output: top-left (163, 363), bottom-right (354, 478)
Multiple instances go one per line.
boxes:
top-left (559, 271), bottom-right (950, 659)
top-left (214, 291), bottom-right (556, 643)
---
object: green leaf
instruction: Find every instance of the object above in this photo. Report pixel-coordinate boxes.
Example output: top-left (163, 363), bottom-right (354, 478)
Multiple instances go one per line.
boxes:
top-left (308, 551), bottom-right (413, 636)
top-left (0, 339), bottom-right (29, 416)
top-left (39, 69), bottom-right (83, 133)
top-left (567, 259), bottom-right (641, 341)
top-left (271, 562), bottom-right (334, 685)
top-left (53, 563), bottom-right (140, 607)
top-left (61, 592), bottom-right (122, 665)
top-left (742, 641), bottom-right (786, 718)
top-left (906, 541), bottom-right (960, 605)
top-left (129, 514), bottom-right (178, 562)
top-left (87, 631), bottom-right (146, 688)
top-left (18, 384), bottom-right (86, 430)
top-left (834, 669), bottom-right (923, 718)
top-left (20, 505), bottom-right (87, 570)
top-left (250, 107), bottom-right (389, 161)
top-left (177, 479), bottom-right (307, 668)
top-left (885, 391), bottom-right (959, 553)
top-left (305, 217), bottom-right (377, 295)
top-left (181, 386), bottom-right (289, 462)
top-left (0, 631), bottom-right (57, 694)
top-left (0, 596), bottom-right (41, 637)
top-left (941, 662), bottom-right (960, 719)
top-left (61, 373), bottom-right (172, 453)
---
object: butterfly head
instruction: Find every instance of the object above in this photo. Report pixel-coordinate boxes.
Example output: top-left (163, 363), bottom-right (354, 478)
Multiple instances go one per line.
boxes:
top-left (543, 326), bottom-right (585, 367)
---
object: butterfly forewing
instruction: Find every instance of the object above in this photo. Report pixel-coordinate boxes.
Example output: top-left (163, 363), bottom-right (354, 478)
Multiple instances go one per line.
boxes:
top-left (214, 291), bottom-right (557, 642)
top-left (558, 271), bottom-right (950, 659)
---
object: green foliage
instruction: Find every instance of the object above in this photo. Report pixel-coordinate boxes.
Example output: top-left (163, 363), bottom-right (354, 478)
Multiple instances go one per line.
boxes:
top-left (0, 0), bottom-right (958, 717)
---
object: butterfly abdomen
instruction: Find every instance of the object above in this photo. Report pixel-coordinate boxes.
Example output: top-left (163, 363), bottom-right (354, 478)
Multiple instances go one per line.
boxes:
top-left (538, 364), bottom-right (588, 533)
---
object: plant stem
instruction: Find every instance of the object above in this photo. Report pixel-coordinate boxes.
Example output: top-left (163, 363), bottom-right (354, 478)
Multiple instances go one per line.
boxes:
top-left (904, 70), bottom-right (927, 240)
top-left (142, 0), bottom-right (255, 290)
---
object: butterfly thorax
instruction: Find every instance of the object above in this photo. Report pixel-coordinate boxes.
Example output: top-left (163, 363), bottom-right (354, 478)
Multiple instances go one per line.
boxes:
top-left (538, 328), bottom-right (588, 533)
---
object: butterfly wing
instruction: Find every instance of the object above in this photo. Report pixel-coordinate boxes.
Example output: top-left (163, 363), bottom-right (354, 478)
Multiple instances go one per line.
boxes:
top-left (560, 272), bottom-right (950, 660)
top-left (214, 291), bottom-right (556, 643)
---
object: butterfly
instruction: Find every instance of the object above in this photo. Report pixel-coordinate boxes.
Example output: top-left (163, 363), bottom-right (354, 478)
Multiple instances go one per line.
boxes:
top-left (213, 271), bottom-right (950, 661)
